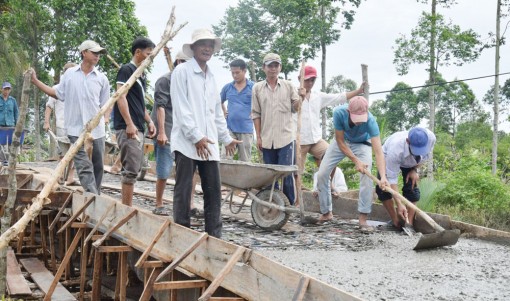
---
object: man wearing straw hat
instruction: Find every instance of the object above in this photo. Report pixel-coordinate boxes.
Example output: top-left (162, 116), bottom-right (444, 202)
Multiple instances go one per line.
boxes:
top-left (170, 29), bottom-right (240, 238)
top-left (31, 40), bottom-right (110, 195)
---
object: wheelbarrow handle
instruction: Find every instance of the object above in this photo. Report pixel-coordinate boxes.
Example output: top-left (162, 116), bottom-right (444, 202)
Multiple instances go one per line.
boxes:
top-left (362, 169), bottom-right (444, 232)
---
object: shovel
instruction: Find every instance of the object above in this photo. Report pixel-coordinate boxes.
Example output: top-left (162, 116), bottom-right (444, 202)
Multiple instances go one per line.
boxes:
top-left (363, 169), bottom-right (460, 250)
top-left (47, 129), bottom-right (62, 156)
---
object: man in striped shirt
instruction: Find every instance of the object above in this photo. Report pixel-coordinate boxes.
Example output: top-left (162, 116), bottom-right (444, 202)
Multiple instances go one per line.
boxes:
top-left (252, 53), bottom-right (300, 205)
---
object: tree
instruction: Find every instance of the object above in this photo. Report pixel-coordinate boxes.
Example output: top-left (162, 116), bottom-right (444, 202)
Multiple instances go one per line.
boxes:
top-left (369, 82), bottom-right (424, 134)
top-left (393, 2), bottom-right (481, 177)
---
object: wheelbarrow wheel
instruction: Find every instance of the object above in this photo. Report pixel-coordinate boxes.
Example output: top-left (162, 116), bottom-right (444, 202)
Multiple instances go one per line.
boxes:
top-left (251, 189), bottom-right (290, 231)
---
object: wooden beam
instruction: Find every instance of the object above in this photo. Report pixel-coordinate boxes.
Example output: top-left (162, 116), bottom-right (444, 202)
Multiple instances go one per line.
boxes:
top-left (48, 192), bottom-right (72, 231)
top-left (0, 188), bottom-right (71, 209)
top-left (6, 249), bottom-right (31, 296)
top-left (43, 227), bottom-right (85, 301)
top-left (20, 258), bottom-right (77, 301)
top-left (154, 280), bottom-right (209, 291)
top-left (198, 247), bottom-right (246, 301)
top-left (83, 202), bottom-right (116, 244)
top-left (139, 268), bottom-right (161, 301)
top-left (156, 232), bottom-right (208, 281)
top-left (97, 245), bottom-right (133, 253)
top-left (135, 219), bottom-right (171, 268)
top-left (292, 276), bottom-right (310, 301)
top-left (57, 196), bottom-right (95, 234)
top-left (209, 298), bottom-right (245, 301)
top-left (92, 209), bottom-right (137, 248)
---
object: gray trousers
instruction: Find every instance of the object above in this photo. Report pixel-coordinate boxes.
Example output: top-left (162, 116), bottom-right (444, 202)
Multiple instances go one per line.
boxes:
top-left (173, 151), bottom-right (222, 238)
top-left (68, 136), bottom-right (105, 194)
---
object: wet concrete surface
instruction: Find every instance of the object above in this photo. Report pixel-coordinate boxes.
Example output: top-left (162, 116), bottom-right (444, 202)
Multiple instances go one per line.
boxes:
top-left (29, 162), bottom-right (510, 300)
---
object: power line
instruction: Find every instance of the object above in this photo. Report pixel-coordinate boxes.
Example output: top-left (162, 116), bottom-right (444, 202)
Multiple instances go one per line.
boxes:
top-left (369, 71), bottom-right (510, 95)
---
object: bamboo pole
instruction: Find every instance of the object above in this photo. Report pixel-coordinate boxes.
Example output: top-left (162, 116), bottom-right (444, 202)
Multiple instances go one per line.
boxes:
top-left (0, 7), bottom-right (187, 251)
top-left (0, 70), bottom-right (32, 295)
top-left (361, 64), bottom-right (369, 101)
top-left (163, 46), bottom-right (174, 72)
top-left (294, 60), bottom-right (306, 210)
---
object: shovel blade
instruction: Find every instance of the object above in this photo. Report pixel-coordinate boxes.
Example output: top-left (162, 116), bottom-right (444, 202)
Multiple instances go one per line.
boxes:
top-left (413, 229), bottom-right (461, 250)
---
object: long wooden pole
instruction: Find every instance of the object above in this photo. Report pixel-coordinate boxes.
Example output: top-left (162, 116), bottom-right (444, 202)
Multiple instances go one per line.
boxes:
top-left (0, 70), bottom-right (32, 295)
top-left (295, 61), bottom-right (305, 212)
top-left (0, 7), bottom-right (187, 251)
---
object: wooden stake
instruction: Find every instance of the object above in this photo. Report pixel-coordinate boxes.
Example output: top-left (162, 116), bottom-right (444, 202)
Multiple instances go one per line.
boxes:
top-left (0, 7), bottom-right (188, 251)
top-left (139, 268), bottom-right (162, 301)
top-left (292, 276), bottom-right (310, 301)
top-left (295, 60), bottom-right (305, 211)
top-left (92, 209), bottom-right (137, 248)
top-left (156, 232), bottom-right (208, 282)
top-left (56, 196), bottom-right (95, 234)
top-left (135, 219), bottom-right (171, 268)
top-left (198, 247), bottom-right (245, 301)
top-left (361, 64), bottom-right (369, 101)
top-left (83, 202), bottom-right (116, 244)
top-left (48, 192), bottom-right (73, 231)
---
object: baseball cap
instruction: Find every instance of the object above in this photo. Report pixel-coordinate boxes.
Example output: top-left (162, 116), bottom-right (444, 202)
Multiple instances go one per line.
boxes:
top-left (263, 53), bottom-right (281, 66)
top-left (78, 40), bottom-right (106, 54)
top-left (408, 127), bottom-right (430, 156)
top-left (2, 82), bottom-right (11, 89)
top-left (303, 66), bottom-right (317, 80)
top-left (348, 96), bottom-right (368, 123)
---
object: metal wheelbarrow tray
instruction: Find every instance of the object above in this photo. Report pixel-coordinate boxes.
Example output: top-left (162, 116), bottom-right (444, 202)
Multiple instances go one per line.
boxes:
top-left (220, 160), bottom-right (299, 231)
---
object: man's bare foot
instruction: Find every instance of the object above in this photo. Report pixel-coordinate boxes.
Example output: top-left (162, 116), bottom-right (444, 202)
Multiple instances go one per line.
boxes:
top-left (318, 212), bottom-right (333, 222)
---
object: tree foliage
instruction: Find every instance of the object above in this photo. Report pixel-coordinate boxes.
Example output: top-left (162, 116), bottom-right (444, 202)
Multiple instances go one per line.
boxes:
top-left (393, 12), bottom-right (481, 76)
top-left (214, 0), bottom-right (360, 78)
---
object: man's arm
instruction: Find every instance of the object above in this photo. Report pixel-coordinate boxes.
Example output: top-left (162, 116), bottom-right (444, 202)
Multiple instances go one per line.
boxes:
top-left (221, 102), bottom-right (228, 119)
top-left (345, 84), bottom-right (365, 100)
top-left (144, 108), bottom-right (155, 138)
top-left (13, 101), bottom-right (19, 124)
top-left (335, 130), bottom-right (365, 172)
top-left (253, 117), bottom-right (262, 150)
top-left (116, 83), bottom-right (138, 139)
top-left (30, 69), bottom-right (57, 98)
top-left (156, 107), bottom-right (167, 145)
top-left (371, 136), bottom-right (389, 187)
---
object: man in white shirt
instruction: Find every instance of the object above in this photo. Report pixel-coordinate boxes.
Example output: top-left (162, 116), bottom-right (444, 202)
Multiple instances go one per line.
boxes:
top-left (297, 65), bottom-right (364, 173)
top-left (312, 156), bottom-right (347, 197)
top-left (170, 29), bottom-right (240, 238)
top-left (375, 127), bottom-right (436, 230)
top-left (31, 40), bottom-right (110, 194)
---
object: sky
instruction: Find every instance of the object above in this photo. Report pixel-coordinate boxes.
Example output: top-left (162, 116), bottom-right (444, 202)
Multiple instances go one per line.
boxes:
top-left (133, 0), bottom-right (510, 129)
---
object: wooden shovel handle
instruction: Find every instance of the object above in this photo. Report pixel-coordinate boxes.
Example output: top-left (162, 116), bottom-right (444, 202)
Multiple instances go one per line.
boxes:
top-left (362, 169), bottom-right (444, 232)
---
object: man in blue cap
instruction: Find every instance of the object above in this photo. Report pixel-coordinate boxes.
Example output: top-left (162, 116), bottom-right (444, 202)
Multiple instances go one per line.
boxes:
top-left (375, 127), bottom-right (436, 230)
top-left (0, 82), bottom-right (19, 127)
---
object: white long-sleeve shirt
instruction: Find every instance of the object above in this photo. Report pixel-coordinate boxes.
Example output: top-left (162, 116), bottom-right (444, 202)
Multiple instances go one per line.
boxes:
top-left (313, 167), bottom-right (348, 193)
top-left (383, 129), bottom-right (436, 184)
top-left (301, 91), bottom-right (347, 145)
top-left (170, 58), bottom-right (232, 161)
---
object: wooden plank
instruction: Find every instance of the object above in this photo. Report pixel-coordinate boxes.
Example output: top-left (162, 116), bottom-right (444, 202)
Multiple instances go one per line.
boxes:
top-left (6, 249), bottom-right (32, 296)
top-left (20, 258), bottom-right (77, 301)
top-left (0, 188), bottom-right (71, 209)
top-left (135, 219), bottom-right (171, 268)
top-left (209, 298), bottom-right (245, 301)
top-left (57, 196), bottom-right (95, 234)
top-left (452, 220), bottom-right (510, 244)
top-left (83, 202), bottom-right (116, 244)
top-left (97, 245), bottom-right (133, 253)
top-left (92, 209), bottom-right (137, 248)
top-left (139, 268), bottom-right (161, 301)
top-left (198, 247), bottom-right (246, 301)
top-left (156, 232), bottom-right (208, 281)
top-left (74, 193), bottom-right (362, 301)
top-left (154, 280), bottom-right (209, 291)
top-left (292, 276), bottom-right (310, 301)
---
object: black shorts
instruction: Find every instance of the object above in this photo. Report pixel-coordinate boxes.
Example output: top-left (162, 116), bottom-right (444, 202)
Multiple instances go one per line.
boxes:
top-left (376, 167), bottom-right (420, 202)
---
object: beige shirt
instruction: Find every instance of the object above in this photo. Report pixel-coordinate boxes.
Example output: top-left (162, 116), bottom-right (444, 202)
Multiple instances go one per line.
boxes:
top-left (252, 79), bottom-right (299, 149)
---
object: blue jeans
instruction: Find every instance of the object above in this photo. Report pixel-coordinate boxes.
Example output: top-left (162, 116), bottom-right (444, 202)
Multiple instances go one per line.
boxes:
top-left (262, 141), bottom-right (295, 205)
top-left (68, 136), bottom-right (105, 194)
top-left (154, 141), bottom-right (173, 179)
top-left (317, 140), bottom-right (373, 214)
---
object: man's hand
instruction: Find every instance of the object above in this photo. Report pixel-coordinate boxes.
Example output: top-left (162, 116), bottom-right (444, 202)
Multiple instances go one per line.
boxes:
top-left (195, 137), bottom-right (215, 160)
top-left (378, 174), bottom-right (390, 190)
top-left (126, 123), bottom-right (138, 139)
top-left (43, 122), bottom-right (50, 132)
top-left (257, 137), bottom-right (262, 151)
top-left (225, 139), bottom-right (242, 157)
top-left (157, 132), bottom-right (168, 146)
top-left (298, 87), bottom-right (306, 98)
top-left (354, 159), bottom-right (368, 173)
top-left (147, 121), bottom-right (156, 139)
top-left (396, 202), bottom-right (408, 221)
top-left (29, 68), bottom-right (37, 83)
top-left (406, 168), bottom-right (420, 189)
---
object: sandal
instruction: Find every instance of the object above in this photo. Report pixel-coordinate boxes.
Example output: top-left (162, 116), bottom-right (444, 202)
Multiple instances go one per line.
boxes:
top-left (152, 207), bottom-right (169, 216)
top-left (359, 224), bottom-right (375, 232)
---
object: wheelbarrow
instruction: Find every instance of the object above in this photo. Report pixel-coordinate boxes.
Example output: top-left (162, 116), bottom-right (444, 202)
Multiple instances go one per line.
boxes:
top-left (220, 160), bottom-right (314, 230)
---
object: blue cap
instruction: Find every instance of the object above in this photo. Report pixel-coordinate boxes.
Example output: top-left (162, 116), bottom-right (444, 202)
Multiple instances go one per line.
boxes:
top-left (2, 82), bottom-right (11, 89)
top-left (408, 127), bottom-right (430, 156)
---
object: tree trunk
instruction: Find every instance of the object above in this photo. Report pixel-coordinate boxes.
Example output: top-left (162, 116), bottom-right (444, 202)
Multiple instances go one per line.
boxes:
top-left (427, 0), bottom-right (437, 179)
top-left (0, 71), bottom-right (31, 295)
top-left (34, 89), bottom-right (41, 161)
top-left (320, 4), bottom-right (327, 140)
top-left (492, 0), bottom-right (501, 176)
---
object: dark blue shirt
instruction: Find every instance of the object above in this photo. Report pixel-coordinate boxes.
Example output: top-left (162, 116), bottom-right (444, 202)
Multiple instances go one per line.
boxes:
top-left (220, 80), bottom-right (254, 133)
top-left (0, 96), bottom-right (19, 127)
top-left (333, 104), bottom-right (380, 142)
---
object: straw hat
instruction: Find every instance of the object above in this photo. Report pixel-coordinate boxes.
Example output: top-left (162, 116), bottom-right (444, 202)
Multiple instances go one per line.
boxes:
top-left (182, 29), bottom-right (221, 58)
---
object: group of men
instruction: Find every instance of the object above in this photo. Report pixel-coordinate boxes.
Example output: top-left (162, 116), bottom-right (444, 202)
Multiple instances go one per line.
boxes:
top-left (27, 27), bottom-right (435, 238)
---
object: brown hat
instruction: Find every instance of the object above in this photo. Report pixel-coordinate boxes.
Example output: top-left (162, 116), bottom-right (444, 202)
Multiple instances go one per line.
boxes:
top-left (263, 53), bottom-right (281, 66)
